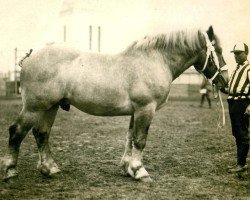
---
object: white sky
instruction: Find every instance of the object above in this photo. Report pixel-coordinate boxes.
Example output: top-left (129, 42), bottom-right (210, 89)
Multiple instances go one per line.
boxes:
top-left (0, 0), bottom-right (249, 73)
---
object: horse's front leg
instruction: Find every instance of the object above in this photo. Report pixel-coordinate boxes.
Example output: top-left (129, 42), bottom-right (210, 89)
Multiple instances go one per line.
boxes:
top-left (125, 103), bottom-right (156, 182)
top-left (121, 115), bottom-right (134, 173)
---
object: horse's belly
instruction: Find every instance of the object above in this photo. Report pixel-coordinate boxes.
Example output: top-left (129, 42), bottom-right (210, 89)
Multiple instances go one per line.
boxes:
top-left (70, 93), bottom-right (133, 116)
top-left (71, 101), bottom-right (133, 116)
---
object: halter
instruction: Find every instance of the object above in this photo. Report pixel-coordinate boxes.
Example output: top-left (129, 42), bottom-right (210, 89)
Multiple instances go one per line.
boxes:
top-left (200, 32), bottom-right (226, 127)
top-left (200, 32), bottom-right (221, 82)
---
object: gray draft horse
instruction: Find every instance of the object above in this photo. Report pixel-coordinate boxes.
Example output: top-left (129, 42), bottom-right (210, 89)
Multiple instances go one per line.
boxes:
top-left (1, 26), bottom-right (228, 182)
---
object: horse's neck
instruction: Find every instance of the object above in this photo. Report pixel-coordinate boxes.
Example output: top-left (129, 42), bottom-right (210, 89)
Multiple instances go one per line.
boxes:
top-left (163, 52), bottom-right (199, 80)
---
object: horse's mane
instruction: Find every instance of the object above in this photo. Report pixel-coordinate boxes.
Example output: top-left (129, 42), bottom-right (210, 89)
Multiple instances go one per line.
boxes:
top-left (123, 28), bottom-right (204, 55)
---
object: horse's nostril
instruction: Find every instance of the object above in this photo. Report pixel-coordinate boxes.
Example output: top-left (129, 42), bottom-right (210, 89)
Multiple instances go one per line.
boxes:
top-left (213, 80), bottom-right (218, 84)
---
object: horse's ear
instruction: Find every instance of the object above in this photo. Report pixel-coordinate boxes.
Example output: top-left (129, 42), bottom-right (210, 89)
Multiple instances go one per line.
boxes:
top-left (206, 26), bottom-right (214, 41)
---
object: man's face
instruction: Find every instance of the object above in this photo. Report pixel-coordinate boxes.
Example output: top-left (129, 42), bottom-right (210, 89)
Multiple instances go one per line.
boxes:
top-left (234, 51), bottom-right (248, 65)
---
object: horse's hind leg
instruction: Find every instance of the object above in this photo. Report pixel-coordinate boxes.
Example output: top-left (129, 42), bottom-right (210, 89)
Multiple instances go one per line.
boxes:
top-left (125, 103), bottom-right (156, 182)
top-left (1, 109), bottom-right (38, 180)
top-left (32, 105), bottom-right (60, 177)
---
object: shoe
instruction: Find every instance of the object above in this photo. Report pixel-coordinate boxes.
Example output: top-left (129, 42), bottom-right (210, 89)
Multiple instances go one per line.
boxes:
top-left (228, 164), bottom-right (248, 173)
top-left (227, 164), bottom-right (238, 170)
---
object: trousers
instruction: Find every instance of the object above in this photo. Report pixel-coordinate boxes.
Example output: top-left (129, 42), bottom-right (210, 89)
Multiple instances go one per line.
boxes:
top-left (228, 99), bottom-right (249, 165)
top-left (200, 93), bottom-right (211, 107)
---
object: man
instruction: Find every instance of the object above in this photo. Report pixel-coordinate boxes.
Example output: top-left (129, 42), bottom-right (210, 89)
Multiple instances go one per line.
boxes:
top-left (221, 42), bottom-right (250, 173)
top-left (199, 76), bottom-right (212, 108)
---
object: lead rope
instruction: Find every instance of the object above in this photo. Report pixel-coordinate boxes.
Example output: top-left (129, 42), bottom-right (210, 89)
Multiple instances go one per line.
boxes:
top-left (213, 84), bottom-right (226, 132)
top-left (202, 31), bottom-right (226, 130)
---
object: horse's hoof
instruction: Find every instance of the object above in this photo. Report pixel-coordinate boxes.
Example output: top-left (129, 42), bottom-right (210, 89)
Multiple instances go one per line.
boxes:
top-left (140, 176), bottom-right (153, 182)
top-left (38, 163), bottom-right (61, 177)
top-left (120, 161), bottom-right (130, 175)
top-left (3, 168), bottom-right (18, 181)
top-left (134, 166), bottom-right (149, 180)
top-left (49, 165), bottom-right (61, 176)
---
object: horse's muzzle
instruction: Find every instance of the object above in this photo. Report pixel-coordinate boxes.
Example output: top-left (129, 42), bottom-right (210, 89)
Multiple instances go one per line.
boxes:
top-left (212, 73), bottom-right (228, 89)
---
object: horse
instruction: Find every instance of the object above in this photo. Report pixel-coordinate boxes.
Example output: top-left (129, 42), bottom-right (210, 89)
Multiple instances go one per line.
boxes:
top-left (0, 26), bottom-right (228, 182)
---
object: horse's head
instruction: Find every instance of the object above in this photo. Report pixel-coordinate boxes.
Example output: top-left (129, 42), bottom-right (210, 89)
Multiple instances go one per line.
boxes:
top-left (194, 26), bottom-right (228, 88)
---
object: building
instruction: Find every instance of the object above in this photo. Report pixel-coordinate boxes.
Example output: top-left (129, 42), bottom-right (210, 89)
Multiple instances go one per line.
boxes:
top-left (0, 72), bottom-right (8, 96)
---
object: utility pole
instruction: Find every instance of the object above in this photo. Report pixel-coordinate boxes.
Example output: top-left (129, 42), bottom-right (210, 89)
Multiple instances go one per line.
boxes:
top-left (14, 48), bottom-right (17, 94)
top-left (89, 25), bottom-right (92, 51)
top-left (64, 25), bottom-right (67, 42)
top-left (98, 26), bottom-right (101, 52)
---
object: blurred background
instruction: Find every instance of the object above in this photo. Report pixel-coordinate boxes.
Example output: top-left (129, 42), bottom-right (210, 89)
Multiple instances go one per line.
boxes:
top-left (0, 0), bottom-right (249, 97)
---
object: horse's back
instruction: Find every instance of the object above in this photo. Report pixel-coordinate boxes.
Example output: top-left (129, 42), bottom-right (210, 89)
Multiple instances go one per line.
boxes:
top-left (22, 45), bottom-right (80, 71)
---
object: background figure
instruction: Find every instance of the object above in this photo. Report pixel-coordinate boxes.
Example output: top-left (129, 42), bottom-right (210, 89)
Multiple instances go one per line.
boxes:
top-left (199, 77), bottom-right (212, 108)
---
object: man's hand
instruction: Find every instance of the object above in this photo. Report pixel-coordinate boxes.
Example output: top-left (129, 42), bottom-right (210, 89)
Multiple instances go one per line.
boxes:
top-left (244, 104), bottom-right (250, 115)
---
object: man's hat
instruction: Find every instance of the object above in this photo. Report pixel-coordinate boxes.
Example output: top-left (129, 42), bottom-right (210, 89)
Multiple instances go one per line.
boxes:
top-left (231, 42), bottom-right (248, 54)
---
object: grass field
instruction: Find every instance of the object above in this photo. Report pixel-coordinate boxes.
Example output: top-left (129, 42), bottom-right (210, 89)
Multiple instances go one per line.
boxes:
top-left (0, 98), bottom-right (249, 200)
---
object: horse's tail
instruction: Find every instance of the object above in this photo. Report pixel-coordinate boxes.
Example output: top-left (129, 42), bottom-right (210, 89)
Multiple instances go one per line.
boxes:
top-left (18, 49), bottom-right (33, 67)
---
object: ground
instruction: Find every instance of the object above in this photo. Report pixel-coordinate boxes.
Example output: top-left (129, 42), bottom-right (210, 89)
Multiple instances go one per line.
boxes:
top-left (0, 98), bottom-right (249, 200)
